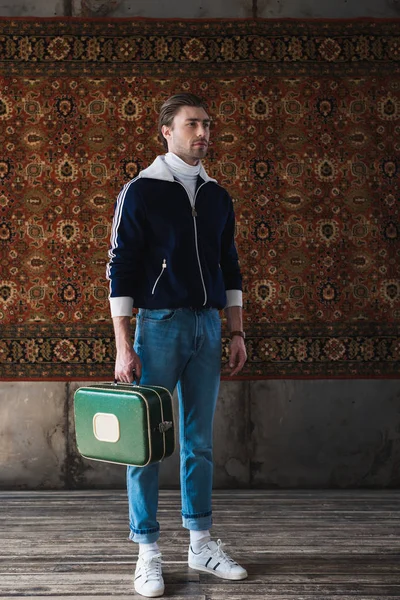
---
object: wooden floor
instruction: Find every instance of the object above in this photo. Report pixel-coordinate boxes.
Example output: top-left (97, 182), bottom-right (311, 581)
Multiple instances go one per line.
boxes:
top-left (1, 490), bottom-right (400, 599)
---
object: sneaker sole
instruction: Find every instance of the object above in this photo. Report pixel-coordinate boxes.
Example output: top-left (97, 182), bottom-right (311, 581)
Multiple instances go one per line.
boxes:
top-left (188, 562), bottom-right (248, 580)
top-left (134, 584), bottom-right (165, 598)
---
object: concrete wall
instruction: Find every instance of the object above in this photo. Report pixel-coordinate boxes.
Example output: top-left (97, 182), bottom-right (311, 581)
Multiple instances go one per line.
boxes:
top-left (71, 0), bottom-right (400, 18)
top-left (1, 379), bottom-right (400, 489)
top-left (1, 0), bottom-right (399, 18)
top-left (1, 0), bottom-right (400, 489)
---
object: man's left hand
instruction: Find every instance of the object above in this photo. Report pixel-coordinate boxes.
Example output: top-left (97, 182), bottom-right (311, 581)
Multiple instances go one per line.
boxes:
top-left (228, 336), bottom-right (247, 376)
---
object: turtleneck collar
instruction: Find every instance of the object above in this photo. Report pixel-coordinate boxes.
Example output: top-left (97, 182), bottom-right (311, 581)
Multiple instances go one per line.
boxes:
top-left (138, 155), bottom-right (217, 185)
top-left (164, 152), bottom-right (201, 178)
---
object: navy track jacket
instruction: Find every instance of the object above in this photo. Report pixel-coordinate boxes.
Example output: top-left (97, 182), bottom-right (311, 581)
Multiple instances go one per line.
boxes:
top-left (107, 156), bottom-right (242, 312)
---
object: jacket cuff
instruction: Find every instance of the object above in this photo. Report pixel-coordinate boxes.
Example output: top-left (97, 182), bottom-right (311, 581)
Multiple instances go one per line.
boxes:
top-left (109, 296), bottom-right (133, 317)
top-left (225, 289), bottom-right (243, 308)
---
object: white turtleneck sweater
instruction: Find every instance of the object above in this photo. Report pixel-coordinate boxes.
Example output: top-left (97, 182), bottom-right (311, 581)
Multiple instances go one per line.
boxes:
top-left (164, 152), bottom-right (200, 206)
top-left (163, 152), bottom-right (242, 308)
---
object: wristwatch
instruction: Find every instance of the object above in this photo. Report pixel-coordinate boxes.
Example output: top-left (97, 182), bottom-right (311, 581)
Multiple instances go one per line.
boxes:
top-left (230, 330), bottom-right (246, 339)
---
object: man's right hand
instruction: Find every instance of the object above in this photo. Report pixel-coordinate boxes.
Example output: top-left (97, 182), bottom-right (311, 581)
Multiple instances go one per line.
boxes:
top-left (112, 315), bottom-right (142, 383)
top-left (115, 347), bottom-right (142, 383)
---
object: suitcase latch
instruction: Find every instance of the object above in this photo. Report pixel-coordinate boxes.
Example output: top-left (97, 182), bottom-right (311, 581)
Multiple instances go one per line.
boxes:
top-left (158, 421), bottom-right (173, 433)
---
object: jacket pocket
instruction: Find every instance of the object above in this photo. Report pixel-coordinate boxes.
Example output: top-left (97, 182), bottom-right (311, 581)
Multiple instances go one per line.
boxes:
top-left (151, 258), bottom-right (167, 295)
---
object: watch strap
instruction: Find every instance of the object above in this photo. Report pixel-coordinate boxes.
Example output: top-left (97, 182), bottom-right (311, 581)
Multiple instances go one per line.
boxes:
top-left (230, 330), bottom-right (245, 339)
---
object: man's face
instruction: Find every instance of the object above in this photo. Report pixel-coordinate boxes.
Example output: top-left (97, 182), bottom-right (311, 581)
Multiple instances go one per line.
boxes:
top-left (162, 105), bottom-right (211, 166)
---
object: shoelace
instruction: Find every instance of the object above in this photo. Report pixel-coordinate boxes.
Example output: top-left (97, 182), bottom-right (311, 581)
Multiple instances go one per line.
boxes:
top-left (212, 540), bottom-right (238, 566)
top-left (137, 552), bottom-right (162, 582)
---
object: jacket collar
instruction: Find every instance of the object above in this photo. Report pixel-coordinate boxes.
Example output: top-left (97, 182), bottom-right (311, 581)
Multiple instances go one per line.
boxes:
top-left (139, 155), bottom-right (217, 184)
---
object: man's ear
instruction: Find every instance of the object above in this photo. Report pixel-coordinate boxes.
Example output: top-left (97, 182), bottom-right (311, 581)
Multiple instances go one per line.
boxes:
top-left (161, 124), bottom-right (171, 142)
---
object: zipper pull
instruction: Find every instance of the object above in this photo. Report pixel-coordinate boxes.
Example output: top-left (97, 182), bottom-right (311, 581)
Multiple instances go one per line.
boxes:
top-left (192, 207), bottom-right (197, 217)
top-left (151, 259), bottom-right (167, 295)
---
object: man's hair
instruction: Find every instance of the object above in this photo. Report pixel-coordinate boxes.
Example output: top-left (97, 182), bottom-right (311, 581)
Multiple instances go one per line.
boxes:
top-left (158, 93), bottom-right (208, 150)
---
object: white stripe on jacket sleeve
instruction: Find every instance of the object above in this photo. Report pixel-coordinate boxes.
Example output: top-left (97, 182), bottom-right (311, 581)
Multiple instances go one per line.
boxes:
top-left (106, 177), bottom-right (139, 297)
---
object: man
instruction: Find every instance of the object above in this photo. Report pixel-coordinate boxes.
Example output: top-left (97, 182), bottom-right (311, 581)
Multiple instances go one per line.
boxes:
top-left (107, 93), bottom-right (247, 598)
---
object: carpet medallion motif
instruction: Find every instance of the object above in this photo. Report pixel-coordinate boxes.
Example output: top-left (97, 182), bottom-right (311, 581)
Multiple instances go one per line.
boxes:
top-left (0, 19), bottom-right (399, 379)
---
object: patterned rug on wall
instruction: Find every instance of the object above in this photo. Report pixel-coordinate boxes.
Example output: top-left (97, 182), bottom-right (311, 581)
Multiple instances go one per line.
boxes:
top-left (0, 18), bottom-right (399, 379)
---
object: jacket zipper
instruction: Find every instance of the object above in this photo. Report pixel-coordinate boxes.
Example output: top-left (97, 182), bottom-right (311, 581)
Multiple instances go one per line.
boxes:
top-left (151, 259), bottom-right (167, 295)
top-left (176, 181), bottom-right (208, 306)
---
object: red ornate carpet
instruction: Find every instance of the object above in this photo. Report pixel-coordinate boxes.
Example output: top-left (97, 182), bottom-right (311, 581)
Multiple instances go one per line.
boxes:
top-left (0, 18), bottom-right (399, 379)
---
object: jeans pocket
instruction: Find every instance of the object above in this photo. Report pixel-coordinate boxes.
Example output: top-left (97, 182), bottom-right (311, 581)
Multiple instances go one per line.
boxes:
top-left (143, 308), bottom-right (177, 322)
top-left (210, 308), bottom-right (221, 322)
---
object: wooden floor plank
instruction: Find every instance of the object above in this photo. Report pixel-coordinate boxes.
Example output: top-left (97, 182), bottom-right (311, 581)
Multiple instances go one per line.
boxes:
top-left (1, 490), bottom-right (400, 598)
top-left (4, 597), bottom-right (204, 600)
top-left (2, 559), bottom-right (400, 575)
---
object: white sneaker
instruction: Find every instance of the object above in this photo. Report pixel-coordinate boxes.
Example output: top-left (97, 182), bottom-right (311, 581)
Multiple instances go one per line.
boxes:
top-left (134, 552), bottom-right (164, 598)
top-left (188, 539), bottom-right (248, 580)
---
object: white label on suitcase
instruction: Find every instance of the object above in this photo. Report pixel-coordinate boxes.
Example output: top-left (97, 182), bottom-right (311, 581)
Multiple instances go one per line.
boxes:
top-left (93, 413), bottom-right (120, 443)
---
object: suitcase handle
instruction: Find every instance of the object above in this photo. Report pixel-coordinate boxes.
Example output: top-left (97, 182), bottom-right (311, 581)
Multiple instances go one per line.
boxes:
top-left (113, 379), bottom-right (139, 386)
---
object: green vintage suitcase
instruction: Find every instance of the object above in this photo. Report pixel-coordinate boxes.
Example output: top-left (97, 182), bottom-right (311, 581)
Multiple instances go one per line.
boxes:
top-left (74, 383), bottom-right (175, 467)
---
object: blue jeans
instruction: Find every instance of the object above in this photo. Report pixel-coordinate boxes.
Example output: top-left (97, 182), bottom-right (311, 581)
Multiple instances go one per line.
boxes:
top-left (127, 307), bottom-right (222, 544)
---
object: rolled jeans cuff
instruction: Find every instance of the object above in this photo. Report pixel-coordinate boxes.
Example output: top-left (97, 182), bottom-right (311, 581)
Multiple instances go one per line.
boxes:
top-left (182, 511), bottom-right (212, 531)
top-left (128, 525), bottom-right (160, 544)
